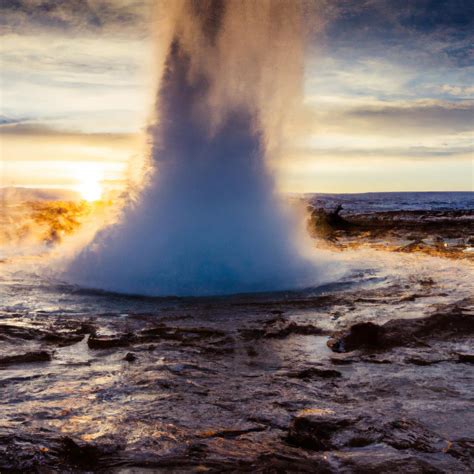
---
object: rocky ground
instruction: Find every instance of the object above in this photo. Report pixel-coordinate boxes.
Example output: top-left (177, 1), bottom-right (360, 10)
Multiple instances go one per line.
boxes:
top-left (0, 207), bottom-right (473, 472)
top-left (0, 286), bottom-right (472, 472)
top-left (307, 206), bottom-right (474, 261)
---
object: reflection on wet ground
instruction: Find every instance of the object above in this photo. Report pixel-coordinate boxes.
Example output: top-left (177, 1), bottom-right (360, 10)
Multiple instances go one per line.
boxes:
top-left (1, 250), bottom-right (473, 472)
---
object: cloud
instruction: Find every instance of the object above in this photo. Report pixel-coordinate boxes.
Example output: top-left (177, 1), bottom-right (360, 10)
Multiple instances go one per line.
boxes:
top-left (441, 84), bottom-right (474, 97)
top-left (0, 121), bottom-right (136, 141)
top-left (288, 99), bottom-right (474, 141)
top-left (0, 0), bottom-right (149, 36)
top-left (347, 100), bottom-right (474, 133)
top-left (317, 0), bottom-right (474, 69)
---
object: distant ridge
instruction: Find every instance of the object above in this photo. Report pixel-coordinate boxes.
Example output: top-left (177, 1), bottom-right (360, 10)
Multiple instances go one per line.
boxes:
top-left (0, 186), bottom-right (80, 202)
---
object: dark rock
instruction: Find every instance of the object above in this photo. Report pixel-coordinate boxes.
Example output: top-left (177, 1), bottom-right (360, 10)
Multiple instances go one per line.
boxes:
top-left (332, 444), bottom-right (466, 473)
top-left (246, 346), bottom-right (258, 357)
top-left (0, 323), bottom-right (37, 340)
top-left (124, 352), bottom-right (137, 362)
top-left (328, 322), bottom-right (380, 352)
top-left (87, 333), bottom-right (132, 349)
top-left (404, 356), bottom-right (447, 366)
top-left (61, 437), bottom-right (101, 468)
top-left (288, 367), bottom-right (342, 379)
top-left (0, 351), bottom-right (52, 366)
top-left (445, 438), bottom-right (474, 470)
top-left (330, 356), bottom-right (354, 365)
top-left (287, 409), bottom-right (356, 450)
top-left (328, 308), bottom-right (473, 353)
top-left (138, 325), bottom-right (226, 343)
top-left (307, 204), bottom-right (353, 238)
top-left (288, 411), bottom-right (448, 456)
top-left (456, 352), bottom-right (474, 363)
top-left (383, 418), bottom-right (446, 453)
top-left (240, 322), bottom-right (322, 340)
top-left (42, 332), bottom-right (84, 346)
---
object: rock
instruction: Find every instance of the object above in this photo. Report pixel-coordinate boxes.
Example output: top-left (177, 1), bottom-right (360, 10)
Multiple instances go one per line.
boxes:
top-left (330, 356), bottom-right (354, 365)
top-left (240, 322), bottom-right (322, 340)
top-left (288, 367), bottom-right (342, 379)
top-left (0, 351), bottom-right (52, 366)
top-left (383, 418), bottom-right (446, 453)
top-left (87, 334), bottom-right (132, 349)
top-left (456, 352), bottom-right (474, 363)
top-left (61, 437), bottom-right (101, 468)
top-left (124, 352), bottom-right (137, 362)
top-left (138, 325), bottom-right (226, 343)
top-left (288, 411), bottom-right (448, 456)
top-left (287, 409), bottom-right (356, 450)
top-left (246, 346), bottom-right (258, 357)
top-left (444, 438), bottom-right (474, 470)
top-left (307, 204), bottom-right (352, 238)
top-left (328, 308), bottom-right (473, 353)
top-left (42, 332), bottom-right (84, 346)
top-left (0, 324), bottom-right (38, 340)
top-left (266, 322), bottom-right (323, 338)
top-left (327, 322), bottom-right (381, 352)
top-left (332, 444), bottom-right (467, 473)
top-left (404, 356), bottom-right (446, 366)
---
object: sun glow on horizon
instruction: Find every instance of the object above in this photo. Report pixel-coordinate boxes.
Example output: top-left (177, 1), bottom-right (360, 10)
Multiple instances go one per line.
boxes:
top-left (75, 165), bottom-right (103, 202)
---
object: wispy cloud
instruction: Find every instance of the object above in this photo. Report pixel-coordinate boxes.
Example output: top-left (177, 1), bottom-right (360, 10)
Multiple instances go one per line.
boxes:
top-left (0, 0), bottom-right (149, 36)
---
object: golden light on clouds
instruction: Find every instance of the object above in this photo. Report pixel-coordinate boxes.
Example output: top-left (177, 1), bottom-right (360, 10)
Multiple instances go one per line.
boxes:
top-left (0, 128), bottom-right (143, 193)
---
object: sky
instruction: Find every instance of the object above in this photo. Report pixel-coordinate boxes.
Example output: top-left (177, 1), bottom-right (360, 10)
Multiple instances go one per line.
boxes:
top-left (1, 0), bottom-right (473, 196)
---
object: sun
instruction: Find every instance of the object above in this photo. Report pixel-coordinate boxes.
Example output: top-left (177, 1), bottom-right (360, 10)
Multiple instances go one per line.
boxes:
top-left (75, 166), bottom-right (103, 201)
top-left (78, 179), bottom-right (102, 201)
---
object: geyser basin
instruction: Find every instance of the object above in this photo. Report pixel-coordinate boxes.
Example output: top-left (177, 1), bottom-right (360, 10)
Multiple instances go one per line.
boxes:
top-left (66, 0), bottom-right (325, 297)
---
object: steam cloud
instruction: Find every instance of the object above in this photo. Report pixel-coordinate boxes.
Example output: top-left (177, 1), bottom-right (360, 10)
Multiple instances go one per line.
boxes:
top-left (66, 0), bottom-right (326, 296)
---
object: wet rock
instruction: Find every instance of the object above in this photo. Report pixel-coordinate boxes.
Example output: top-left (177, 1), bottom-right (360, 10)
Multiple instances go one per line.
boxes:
top-left (87, 333), bottom-right (132, 349)
top-left (307, 204), bottom-right (352, 238)
top-left (383, 419), bottom-right (446, 453)
top-left (61, 436), bottom-right (122, 469)
top-left (124, 352), bottom-right (137, 362)
top-left (246, 346), bottom-right (258, 357)
top-left (332, 444), bottom-right (467, 473)
top-left (288, 367), bottom-right (342, 380)
top-left (404, 355), bottom-right (447, 366)
top-left (330, 355), bottom-right (355, 365)
top-left (328, 308), bottom-right (473, 353)
top-left (240, 322), bottom-right (322, 340)
top-left (445, 438), bottom-right (474, 470)
top-left (359, 354), bottom-right (392, 364)
top-left (0, 432), bottom-right (61, 471)
top-left (138, 325), bottom-right (226, 344)
top-left (42, 332), bottom-right (85, 346)
top-left (328, 322), bottom-right (380, 352)
top-left (455, 352), bottom-right (474, 363)
top-left (0, 323), bottom-right (38, 340)
top-left (198, 425), bottom-right (266, 439)
top-left (61, 436), bottom-right (102, 468)
top-left (287, 409), bottom-right (357, 450)
top-left (0, 351), bottom-right (52, 366)
top-left (266, 322), bottom-right (323, 338)
top-left (288, 411), bottom-right (449, 456)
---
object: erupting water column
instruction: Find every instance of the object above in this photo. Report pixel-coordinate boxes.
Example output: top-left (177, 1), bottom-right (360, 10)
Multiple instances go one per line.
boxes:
top-left (66, 0), bottom-right (323, 296)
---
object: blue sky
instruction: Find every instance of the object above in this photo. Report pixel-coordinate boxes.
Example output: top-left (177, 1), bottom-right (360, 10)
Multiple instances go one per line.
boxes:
top-left (1, 0), bottom-right (473, 194)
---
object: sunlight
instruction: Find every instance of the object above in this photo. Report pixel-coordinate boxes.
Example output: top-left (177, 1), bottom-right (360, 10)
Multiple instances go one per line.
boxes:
top-left (78, 179), bottom-right (102, 201)
top-left (75, 164), bottom-right (103, 201)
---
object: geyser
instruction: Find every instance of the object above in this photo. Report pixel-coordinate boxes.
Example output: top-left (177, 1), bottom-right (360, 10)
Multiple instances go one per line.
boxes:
top-left (66, 0), bottom-right (325, 296)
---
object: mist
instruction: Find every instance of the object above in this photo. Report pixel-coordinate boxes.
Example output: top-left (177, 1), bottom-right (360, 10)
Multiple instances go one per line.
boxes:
top-left (65, 0), bottom-right (327, 297)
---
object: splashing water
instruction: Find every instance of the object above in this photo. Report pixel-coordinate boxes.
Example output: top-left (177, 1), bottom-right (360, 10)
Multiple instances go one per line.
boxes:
top-left (65, 0), bottom-right (327, 296)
